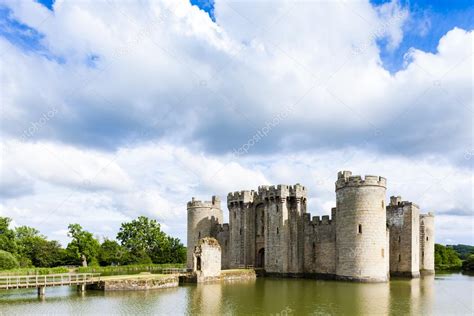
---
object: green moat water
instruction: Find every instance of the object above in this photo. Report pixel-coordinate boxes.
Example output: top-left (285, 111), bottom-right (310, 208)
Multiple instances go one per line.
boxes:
top-left (0, 273), bottom-right (472, 315)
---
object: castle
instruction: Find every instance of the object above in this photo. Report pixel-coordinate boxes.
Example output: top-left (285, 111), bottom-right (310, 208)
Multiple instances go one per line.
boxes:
top-left (187, 171), bottom-right (435, 282)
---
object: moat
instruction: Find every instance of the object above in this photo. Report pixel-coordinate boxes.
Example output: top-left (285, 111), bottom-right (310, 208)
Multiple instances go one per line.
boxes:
top-left (0, 273), bottom-right (472, 315)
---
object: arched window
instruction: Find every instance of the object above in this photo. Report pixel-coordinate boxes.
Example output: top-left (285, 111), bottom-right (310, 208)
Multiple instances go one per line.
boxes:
top-left (358, 224), bottom-right (362, 234)
top-left (277, 227), bottom-right (279, 235)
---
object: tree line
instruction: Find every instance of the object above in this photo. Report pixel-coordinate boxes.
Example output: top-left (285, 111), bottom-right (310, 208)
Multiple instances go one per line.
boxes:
top-left (0, 216), bottom-right (186, 270)
top-left (435, 243), bottom-right (474, 271)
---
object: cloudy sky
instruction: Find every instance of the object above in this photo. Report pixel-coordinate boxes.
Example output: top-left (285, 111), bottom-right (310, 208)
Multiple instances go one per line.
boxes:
top-left (0, 0), bottom-right (472, 246)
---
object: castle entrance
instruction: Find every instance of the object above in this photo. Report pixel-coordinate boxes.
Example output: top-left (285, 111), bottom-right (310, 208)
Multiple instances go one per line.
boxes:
top-left (257, 248), bottom-right (265, 268)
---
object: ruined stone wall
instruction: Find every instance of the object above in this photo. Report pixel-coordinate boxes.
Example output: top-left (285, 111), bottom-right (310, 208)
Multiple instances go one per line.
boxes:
top-left (335, 171), bottom-right (388, 282)
top-left (420, 213), bottom-right (435, 273)
top-left (194, 237), bottom-right (221, 283)
top-left (386, 196), bottom-right (420, 277)
top-left (187, 196), bottom-right (223, 269)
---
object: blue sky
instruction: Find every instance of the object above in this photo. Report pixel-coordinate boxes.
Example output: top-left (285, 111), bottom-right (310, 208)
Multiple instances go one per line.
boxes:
top-left (0, 0), bottom-right (472, 245)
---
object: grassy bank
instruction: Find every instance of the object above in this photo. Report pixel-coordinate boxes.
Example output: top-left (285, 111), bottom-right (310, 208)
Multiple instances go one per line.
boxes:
top-left (0, 267), bottom-right (70, 276)
top-left (77, 263), bottom-right (185, 276)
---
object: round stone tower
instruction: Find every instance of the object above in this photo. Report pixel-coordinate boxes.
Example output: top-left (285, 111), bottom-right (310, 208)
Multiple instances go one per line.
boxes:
top-left (187, 196), bottom-right (223, 269)
top-left (335, 171), bottom-right (388, 282)
top-left (420, 213), bottom-right (435, 274)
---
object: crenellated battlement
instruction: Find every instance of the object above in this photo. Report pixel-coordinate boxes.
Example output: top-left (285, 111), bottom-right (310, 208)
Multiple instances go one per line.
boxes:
top-left (187, 195), bottom-right (221, 209)
top-left (257, 184), bottom-right (307, 199)
top-left (335, 170), bottom-right (386, 190)
top-left (227, 190), bottom-right (255, 205)
top-left (308, 214), bottom-right (334, 226)
top-left (388, 196), bottom-right (419, 208)
top-left (217, 223), bottom-right (230, 232)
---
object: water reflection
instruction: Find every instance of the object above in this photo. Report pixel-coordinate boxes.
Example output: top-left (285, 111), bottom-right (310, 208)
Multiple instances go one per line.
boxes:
top-left (0, 274), bottom-right (471, 315)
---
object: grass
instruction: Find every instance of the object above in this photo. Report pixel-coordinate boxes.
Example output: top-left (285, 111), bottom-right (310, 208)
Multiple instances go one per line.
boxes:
top-left (77, 263), bottom-right (185, 276)
top-left (0, 267), bottom-right (70, 276)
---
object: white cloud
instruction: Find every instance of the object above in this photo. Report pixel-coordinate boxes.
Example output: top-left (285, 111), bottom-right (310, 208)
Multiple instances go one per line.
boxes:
top-left (0, 0), bottom-right (471, 245)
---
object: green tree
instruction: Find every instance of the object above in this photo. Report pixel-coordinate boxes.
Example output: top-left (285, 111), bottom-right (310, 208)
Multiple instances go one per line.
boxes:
top-left (98, 239), bottom-right (126, 266)
top-left (15, 226), bottom-right (66, 267)
top-left (66, 224), bottom-right (100, 267)
top-left (0, 250), bottom-right (19, 270)
top-left (462, 254), bottom-right (474, 271)
top-left (117, 216), bottom-right (184, 264)
top-left (449, 244), bottom-right (474, 260)
top-left (163, 236), bottom-right (186, 264)
top-left (0, 217), bottom-right (17, 254)
top-left (435, 243), bottom-right (462, 270)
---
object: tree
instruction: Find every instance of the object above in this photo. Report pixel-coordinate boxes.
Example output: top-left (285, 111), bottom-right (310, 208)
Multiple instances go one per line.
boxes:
top-left (163, 237), bottom-right (186, 264)
top-left (462, 254), bottom-right (474, 271)
top-left (449, 244), bottom-right (474, 260)
top-left (98, 239), bottom-right (126, 266)
top-left (33, 240), bottom-right (66, 267)
top-left (66, 224), bottom-right (100, 267)
top-left (0, 217), bottom-right (17, 254)
top-left (14, 226), bottom-right (66, 268)
top-left (117, 216), bottom-right (184, 264)
top-left (0, 250), bottom-right (19, 270)
top-left (435, 243), bottom-right (462, 270)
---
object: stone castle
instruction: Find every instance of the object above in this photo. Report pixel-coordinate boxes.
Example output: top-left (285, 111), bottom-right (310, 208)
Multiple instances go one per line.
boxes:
top-left (187, 171), bottom-right (435, 282)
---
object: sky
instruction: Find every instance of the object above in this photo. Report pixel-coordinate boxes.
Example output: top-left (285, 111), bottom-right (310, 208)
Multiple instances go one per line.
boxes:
top-left (0, 0), bottom-right (472, 246)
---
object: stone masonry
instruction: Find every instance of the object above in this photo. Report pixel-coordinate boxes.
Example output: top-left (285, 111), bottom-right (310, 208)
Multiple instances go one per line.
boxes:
top-left (187, 170), bottom-right (435, 282)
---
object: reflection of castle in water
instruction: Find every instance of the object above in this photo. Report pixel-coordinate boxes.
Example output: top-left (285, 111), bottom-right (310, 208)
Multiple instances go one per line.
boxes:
top-left (185, 275), bottom-right (436, 314)
top-left (187, 171), bottom-right (435, 282)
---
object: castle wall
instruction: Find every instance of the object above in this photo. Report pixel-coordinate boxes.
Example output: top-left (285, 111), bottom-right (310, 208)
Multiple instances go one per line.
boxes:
top-left (386, 196), bottom-right (420, 277)
top-left (420, 213), bottom-right (435, 273)
top-left (187, 196), bottom-right (223, 269)
top-left (216, 224), bottom-right (230, 269)
top-left (264, 196), bottom-right (285, 273)
top-left (258, 185), bottom-right (306, 274)
top-left (227, 190), bottom-right (256, 268)
top-left (303, 214), bottom-right (336, 275)
top-left (335, 171), bottom-right (388, 282)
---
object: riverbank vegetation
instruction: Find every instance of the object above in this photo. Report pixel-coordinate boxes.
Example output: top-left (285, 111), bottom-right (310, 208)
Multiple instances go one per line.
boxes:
top-left (0, 216), bottom-right (186, 272)
top-left (435, 244), bottom-right (474, 271)
top-left (77, 263), bottom-right (185, 275)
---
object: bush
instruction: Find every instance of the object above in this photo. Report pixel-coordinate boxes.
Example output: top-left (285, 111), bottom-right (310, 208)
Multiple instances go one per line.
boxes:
top-left (0, 250), bottom-right (20, 270)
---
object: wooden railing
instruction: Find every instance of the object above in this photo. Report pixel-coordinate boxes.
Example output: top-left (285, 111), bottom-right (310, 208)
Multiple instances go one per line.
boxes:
top-left (0, 273), bottom-right (101, 290)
